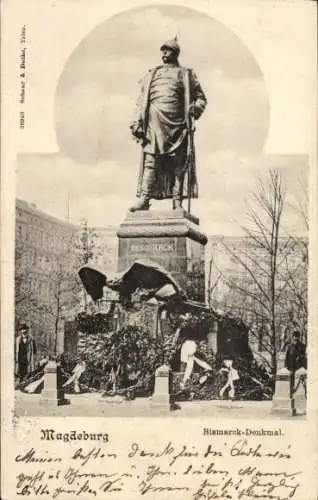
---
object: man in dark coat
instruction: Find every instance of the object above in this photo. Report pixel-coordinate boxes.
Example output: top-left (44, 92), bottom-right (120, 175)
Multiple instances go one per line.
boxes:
top-left (130, 38), bottom-right (207, 211)
top-left (284, 330), bottom-right (307, 396)
top-left (15, 324), bottom-right (37, 379)
top-left (284, 330), bottom-right (307, 372)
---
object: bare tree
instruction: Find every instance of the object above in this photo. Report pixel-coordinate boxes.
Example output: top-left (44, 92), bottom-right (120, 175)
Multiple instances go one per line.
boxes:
top-left (207, 254), bottom-right (222, 309)
top-left (219, 169), bottom-right (289, 375)
top-left (15, 225), bottom-right (86, 355)
top-left (75, 219), bottom-right (98, 266)
top-left (278, 175), bottom-right (308, 343)
top-left (40, 250), bottom-right (81, 355)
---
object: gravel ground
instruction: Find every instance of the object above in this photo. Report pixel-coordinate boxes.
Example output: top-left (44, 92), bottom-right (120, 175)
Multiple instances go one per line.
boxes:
top-left (14, 391), bottom-right (306, 420)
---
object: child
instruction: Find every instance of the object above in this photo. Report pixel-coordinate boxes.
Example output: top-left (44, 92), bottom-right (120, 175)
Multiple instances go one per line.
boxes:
top-left (219, 358), bottom-right (239, 400)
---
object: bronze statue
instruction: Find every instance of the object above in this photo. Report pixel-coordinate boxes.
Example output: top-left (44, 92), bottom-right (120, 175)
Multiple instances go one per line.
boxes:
top-left (130, 38), bottom-right (207, 212)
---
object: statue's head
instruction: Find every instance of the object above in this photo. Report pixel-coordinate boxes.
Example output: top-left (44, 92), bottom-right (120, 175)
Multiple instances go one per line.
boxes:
top-left (160, 38), bottom-right (180, 64)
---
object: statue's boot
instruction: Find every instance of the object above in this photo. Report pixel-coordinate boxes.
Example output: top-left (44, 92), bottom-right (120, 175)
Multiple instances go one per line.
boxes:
top-left (129, 167), bottom-right (155, 212)
top-left (129, 196), bottom-right (150, 212)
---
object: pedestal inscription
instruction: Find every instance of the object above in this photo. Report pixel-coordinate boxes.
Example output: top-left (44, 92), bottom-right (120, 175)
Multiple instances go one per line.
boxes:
top-left (117, 209), bottom-right (207, 302)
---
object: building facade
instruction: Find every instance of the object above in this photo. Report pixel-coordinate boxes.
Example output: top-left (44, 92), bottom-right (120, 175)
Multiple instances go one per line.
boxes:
top-left (15, 201), bottom-right (122, 354)
top-left (15, 199), bottom-right (78, 353)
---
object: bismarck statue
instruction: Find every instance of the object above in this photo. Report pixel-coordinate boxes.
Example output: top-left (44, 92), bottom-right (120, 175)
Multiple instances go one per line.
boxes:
top-left (130, 38), bottom-right (207, 212)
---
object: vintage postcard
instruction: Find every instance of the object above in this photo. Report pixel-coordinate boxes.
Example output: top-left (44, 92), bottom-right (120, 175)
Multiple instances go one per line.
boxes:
top-left (1, 0), bottom-right (317, 498)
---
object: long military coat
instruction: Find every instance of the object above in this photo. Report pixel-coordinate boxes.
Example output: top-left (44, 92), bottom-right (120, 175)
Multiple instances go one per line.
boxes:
top-left (134, 65), bottom-right (207, 200)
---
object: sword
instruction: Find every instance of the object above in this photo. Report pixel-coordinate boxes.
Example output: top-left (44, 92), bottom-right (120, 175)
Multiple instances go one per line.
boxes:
top-left (186, 110), bottom-right (195, 214)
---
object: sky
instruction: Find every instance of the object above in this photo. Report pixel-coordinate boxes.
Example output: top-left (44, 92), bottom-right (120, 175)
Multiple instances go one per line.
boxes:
top-left (15, 3), bottom-right (312, 236)
top-left (17, 152), bottom-right (308, 237)
top-left (54, 5), bottom-right (269, 164)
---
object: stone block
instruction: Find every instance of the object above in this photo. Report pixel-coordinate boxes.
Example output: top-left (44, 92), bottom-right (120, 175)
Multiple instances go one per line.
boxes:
top-left (151, 364), bottom-right (172, 411)
top-left (272, 367), bottom-right (295, 416)
top-left (40, 360), bottom-right (67, 407)
top-left (293, 367), bottom-right (307, 415)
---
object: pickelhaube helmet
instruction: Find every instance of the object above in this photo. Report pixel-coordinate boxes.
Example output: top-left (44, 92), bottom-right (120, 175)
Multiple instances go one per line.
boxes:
top-left (160, 36), bottom-right (180, 55)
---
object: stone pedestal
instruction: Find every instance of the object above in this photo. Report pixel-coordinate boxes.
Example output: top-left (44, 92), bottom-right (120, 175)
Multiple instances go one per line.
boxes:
top-left (40, 361), bottom-right (66, 407)
top-left (117, 209), bottom-right (208, 302)
top-left (271, 367), bottom-right (295, 416)
top-left (151, 364), bottom-right (172, 411)
top-left (293, 367), bottom-right (307, 415)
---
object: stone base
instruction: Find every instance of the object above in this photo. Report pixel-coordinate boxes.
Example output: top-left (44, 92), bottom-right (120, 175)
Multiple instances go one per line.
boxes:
top-left (271, 397), bottom-right (296, 416)
top-left (294, 395), bottom-right (306, 415)
top-left (40, 388), bottom-right (69, 407)
top-left (40, 360), bottom-right (68, 407)
top-left (117, 209), bottom-right (207, 302)
top-left (271, 368), bottom-right (295, 416)
top-left (40, 396), bottom-right (69, 407)
top-left (293, 368), bottom-right (307, 415)
top-left (151, 394), bottom-right (172, 408)
top-left (151, 364), bottom-right (172, 412)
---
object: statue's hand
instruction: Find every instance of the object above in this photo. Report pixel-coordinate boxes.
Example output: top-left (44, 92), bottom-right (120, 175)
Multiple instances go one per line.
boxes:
top-left (130, 122), bottom-right (148, 146)
top-left (130, 122), bottom-right (143, 138)
top-left (188, 103), bottom-right (201, 120)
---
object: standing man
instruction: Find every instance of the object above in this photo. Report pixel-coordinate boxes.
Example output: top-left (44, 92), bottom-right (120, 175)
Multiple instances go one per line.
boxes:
top-left (284, 330), bottom-right (307, 396)
top-left (130, 38), bottom-right (207, 211)
top-left (284, 330), bottom-right (307, 372)
top-left (15, 324), bottom-right (37, 380)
